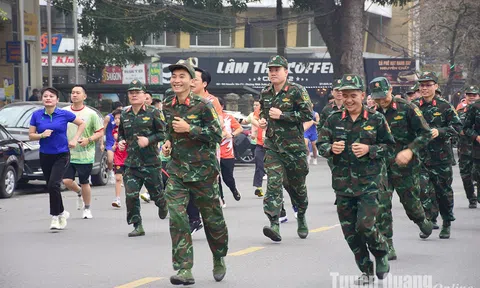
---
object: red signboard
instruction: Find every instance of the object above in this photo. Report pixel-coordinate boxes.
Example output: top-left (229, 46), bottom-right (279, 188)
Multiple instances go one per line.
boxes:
top-left (102, 66), bottom-right (123, 84)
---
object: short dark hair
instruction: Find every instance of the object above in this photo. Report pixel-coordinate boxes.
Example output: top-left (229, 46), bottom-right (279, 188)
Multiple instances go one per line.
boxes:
top-left (152, 98), bottom-right (161, 105)
top-left (32, 88), bottom-right (39, 93)
top-left (112, 101), bottom-right (123, 111)
top-left (41, 87), bottom-right (60, 98)
top-left (112, 109), bottom-right (122, 118)
top-left (73, 84), bottom-right (87, 94)
top-left (145, 91), bottom-right (153, 97)
top-left (194, 67), bottom-right (212, 88)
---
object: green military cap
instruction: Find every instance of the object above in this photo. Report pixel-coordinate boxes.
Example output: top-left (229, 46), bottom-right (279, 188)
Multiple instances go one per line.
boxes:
top-left (406, 83), bottom-right (418, 94)
top-left (127, 79), bottom-right (146, 91)
top-left (418, 71), bottom-right (438, 83)
top-left (338, 74), bottom-right (365, 91)
top-left (369, 77), bottom-right (391, 99)
top-left (267, 55), bottom-right (288, 68)
top-left (465, 85), bottom-right (480, 94)
top-left (168, 59), bottom-right (196, 79)
top-left (332, 78), bottom-right (342, 90)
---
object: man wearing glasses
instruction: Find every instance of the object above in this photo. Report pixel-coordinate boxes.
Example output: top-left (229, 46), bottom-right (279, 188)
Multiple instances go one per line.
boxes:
top-left (413, 72), bottom-right (462, 239)
top-left (117, 80), bottom-right (168, 237)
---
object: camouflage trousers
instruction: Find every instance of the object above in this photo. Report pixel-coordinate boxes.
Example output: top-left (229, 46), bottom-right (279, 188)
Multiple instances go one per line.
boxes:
top-left (124, 166), bottom-right (166, 225)
top-left (459, 153), bottom-right (477, 202)
top-left (419, 166), bottom-right (439, 222)
top-left (337, 192), bottom-right (388, 275)
top-left (423, 164), bottom-right (455, 222)
top-left (377, 165), bottom-right (427, 240)
top-left (264, 149), bottom-right (308, 224)
top-left (165, 175), bottom-right (228, 270)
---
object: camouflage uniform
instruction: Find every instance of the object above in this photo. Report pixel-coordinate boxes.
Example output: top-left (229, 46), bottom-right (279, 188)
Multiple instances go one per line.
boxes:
top-left (370, 77), bottom-right (432, 250)
top-left (317, 75), bottom-right (393, 277)
top-left (162, 61), bottom-right (228, 274)
top-left (462, 85), bottom-right (480, 205)
top-left (117, 80), bottom-right (167, 230)
top-left (457, 101), bottom-right (477, 206)
top-left (318, 79), bottom-right (343, 131)
top-left (260, 55), bottom-right (312, 241)
top-left (413, 72), bottom-right (462, 231)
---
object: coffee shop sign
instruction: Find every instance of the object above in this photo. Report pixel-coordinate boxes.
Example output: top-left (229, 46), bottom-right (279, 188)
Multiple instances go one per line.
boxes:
top-left (216, 59), bottom-right (334, 75)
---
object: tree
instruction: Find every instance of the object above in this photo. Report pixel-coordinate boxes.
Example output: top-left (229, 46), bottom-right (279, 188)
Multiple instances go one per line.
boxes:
top-left (418, 0), bottom-right (480, 98)
top-left (53, 0), bottom-right (249, 69)
top-left (293, 0), bottom-right (411, 79)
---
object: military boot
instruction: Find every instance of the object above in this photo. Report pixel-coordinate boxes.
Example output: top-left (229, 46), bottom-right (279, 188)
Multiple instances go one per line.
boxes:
top-left (170, 269), bottom-right (195, 285)
top-left (158, 205), bottom-right (168, 220)
top-left (431, 220), bottom-right (439, 230)
top-left (469, 200), bottom-right (477, 209)
top-left (353, 273), bottom-right (375, 285)
top-left (128, 224), bottom-right (145, 237)
top-left (213, 256), bottom-right (226, 282)
top-left (439, 221), bottom-right (451, 239)
top-left (375, 255), bottom-right (390, 280)
top-left (387, 239), bottom-right (397, 261)
top-left (297, 214), bottom-right (309, 239)
top-left (418, 219), bottom-right (433, 239)
top-left (263, 223), bottom-right (282, 242)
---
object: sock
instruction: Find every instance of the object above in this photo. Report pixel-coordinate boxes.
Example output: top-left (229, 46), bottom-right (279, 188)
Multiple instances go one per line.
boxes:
top-left (84, 205), bottom-right (90, 209)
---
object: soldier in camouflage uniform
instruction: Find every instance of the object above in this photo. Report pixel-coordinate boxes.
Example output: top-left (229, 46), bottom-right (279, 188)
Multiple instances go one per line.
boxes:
top-left (370, 77), bottom-right (433, 259)
top-left (319, 79), bottom-right (344, 131)
top-left (457, 85), bottom-right (480, 208)
top-left (317, 74), bottom-right (392, 285)
top-left (117, 80), bottom-right (168, 237)
top-left (162, 60), bottom-right (228, 285)
top-left (258, 55), bottom-right (312, 242)
top-left (405, 83), bottom-right (420, 102)
top-left (413, 71), bottom-right (462, 239)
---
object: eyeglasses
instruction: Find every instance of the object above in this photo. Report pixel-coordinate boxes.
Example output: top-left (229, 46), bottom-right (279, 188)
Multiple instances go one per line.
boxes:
top-left (420, 83), bottom-right (435, 88)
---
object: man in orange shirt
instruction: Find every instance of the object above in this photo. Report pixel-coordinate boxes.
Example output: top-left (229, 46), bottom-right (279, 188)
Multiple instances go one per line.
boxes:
top-left (218, 97), bottom-right (243, 203)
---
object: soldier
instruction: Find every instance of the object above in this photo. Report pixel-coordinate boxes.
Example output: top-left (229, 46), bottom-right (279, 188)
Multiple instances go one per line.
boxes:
top-left (405, 83), bottom-right (420, 102)
top-left (317, 74), bottom-right (392, 285)
top-left (117, 80), bottom-right (168, 237)
top-left (460, 85), bottom-right (480, 207)
top-left (318, 79), bottom-right (343, 131)
top-left (162, 60), bottom-right (228, 285)
top-left (258, 55), bottom-right (312, 242)
top-left (413, 71), bottom-right (462, 239)
top-left (370, 77), bottom-right (433, 259)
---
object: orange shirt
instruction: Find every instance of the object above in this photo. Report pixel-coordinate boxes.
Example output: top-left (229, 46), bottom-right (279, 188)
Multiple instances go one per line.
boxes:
top-left (220, 112), bottom-right (241, 159)
top-left (253, 109), bottom-right (264, 146)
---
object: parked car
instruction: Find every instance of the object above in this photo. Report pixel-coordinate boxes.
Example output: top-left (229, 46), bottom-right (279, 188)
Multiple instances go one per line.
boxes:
top-left (0, 124), bottom-right (24, 198)
top-left (0, 102), bottom-right (108, 186)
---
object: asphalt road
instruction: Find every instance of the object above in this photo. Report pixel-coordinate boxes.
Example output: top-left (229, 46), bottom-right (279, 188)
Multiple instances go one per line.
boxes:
top-left (1, 159), bottom-right (479, 288)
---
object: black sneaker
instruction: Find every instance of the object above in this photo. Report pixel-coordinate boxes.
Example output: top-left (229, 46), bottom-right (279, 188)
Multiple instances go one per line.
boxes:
top-left (232, 189), bottom-right (241, 201)
top-left (190, 220), bottom-right (203, 235)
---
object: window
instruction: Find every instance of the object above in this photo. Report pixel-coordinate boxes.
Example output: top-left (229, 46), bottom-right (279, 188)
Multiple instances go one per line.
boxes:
top-left (251, 26), bottom-right (276, 48)
top-left (190, 29), bottom-right (231, 47)
top-left (143, 32), bottom-right (177, 46)
top-left (296, 18), bottom-right (325, 47)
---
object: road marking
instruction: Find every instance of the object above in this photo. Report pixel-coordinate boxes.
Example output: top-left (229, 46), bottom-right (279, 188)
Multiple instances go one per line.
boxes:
top-left (228, 246), bottom-right (265, 256)
top-left (309, 224), bottom-right (340, 233)
top-left (114, 277), bottom-right (163, 288)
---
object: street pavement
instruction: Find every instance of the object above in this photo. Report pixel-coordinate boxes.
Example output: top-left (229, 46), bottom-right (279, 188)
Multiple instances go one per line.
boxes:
top-left (1, 158), bottom-right (479, 288)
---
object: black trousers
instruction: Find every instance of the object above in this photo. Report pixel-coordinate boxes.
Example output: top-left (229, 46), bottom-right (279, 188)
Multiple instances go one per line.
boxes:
top-left (253, 145), bottom-right (266, 188)
top-left (220, 158), bottom-right (237, 197)
top-left (40, 152), bottom-right (70, 216)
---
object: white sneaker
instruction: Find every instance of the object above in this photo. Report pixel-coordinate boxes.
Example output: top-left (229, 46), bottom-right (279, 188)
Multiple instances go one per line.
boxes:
top-left (50, 216), bottom-right (61, 230)
top-left (76, 196), bottom-right (84, 210)
top-left (59, 210), bottom-right (70, 229)
top-left (280, 216), bottom-right (288, 223)
top-left (263, 175), bottom-right (267, 180)
top-left (112, 198), bottom-right (121, 208)
top-left (219, 198), bottom-right (226, 208)
top-left (82, 209), bottom-right (93, 219)
top-left (312, 158), bottom-right (318, 165)
top-left (108, 171), bottom-right (116, 185)
top-left (307, 155), bottom-right (311, 164)
top-left (140, 192), bottom-right (151, 203)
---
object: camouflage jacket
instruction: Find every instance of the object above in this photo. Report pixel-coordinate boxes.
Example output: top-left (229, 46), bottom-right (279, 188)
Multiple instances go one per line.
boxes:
top-left (457, 106), bottom-right (473, 156)
top-left (413, 96), bottom-right (461, 165)
top-left (318, 102), bottom-right (343, 133)
top-left (163, 92), bottom-right (222, 182)
top-left (259, 81), bottom-right (313, 153)
top-left (462, 101), bottom-right (480, 159)
top-left (317, 106), bottom-right (395, 196)
top-left (118, 105), bottom-right (166, 167)
top-left (376, 97), bottom-right (431, 169)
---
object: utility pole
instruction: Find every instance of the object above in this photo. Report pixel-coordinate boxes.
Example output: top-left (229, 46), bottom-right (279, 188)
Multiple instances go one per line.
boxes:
top-left (19, 0), bottom-right (25, 101)
top-left (47, 0), bottom-right (53, 86)
top-left (73, 0), bottom-right (79, 83)
top-left (276, 0), bottom-right (286, 57)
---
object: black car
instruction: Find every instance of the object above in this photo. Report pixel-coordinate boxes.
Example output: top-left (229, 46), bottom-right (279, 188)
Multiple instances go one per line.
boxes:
top-left (0, 124), bottom-right (24, 198)
top-left (0, 102), bottom-right (108, 186)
